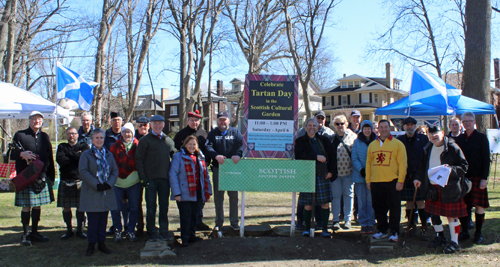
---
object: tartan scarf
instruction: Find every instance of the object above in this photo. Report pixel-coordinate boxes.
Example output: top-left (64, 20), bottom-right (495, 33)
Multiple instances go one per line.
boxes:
top-left (183, 151), bottom-right (210, 201)
top-left (92, 146), bottom-right (110, 184)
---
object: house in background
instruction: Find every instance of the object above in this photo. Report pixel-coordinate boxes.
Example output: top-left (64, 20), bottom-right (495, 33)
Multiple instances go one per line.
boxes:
top-left (131, 91), bottom-right (166, 121)
top-left (316, 63), bottom-right (408, 126)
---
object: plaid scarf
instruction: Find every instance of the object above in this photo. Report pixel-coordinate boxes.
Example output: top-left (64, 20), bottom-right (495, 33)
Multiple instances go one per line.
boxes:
top-left (183, 152), bottom-right (210, 201)
top-left (92, 146), bottom-right (110, 184)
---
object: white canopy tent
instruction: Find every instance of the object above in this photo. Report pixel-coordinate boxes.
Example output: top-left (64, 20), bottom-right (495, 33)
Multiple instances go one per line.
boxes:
top-left (0, 82), bottom-right (70, 119)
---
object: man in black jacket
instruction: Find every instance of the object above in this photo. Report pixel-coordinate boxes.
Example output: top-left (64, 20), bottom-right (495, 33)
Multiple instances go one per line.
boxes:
top-left (104, 111), bottom-right (122, 150)
top-left (205, 111), bottom-right (244, 230)
top-left (174, 110), bottom-right (210, 230)
top-left (56, 127), bottom-right (90, 240)
top-left (455, 112), bottom-right (490, 244)
top-left (397, 117), bottom-right (430, 240)
top-left (11, 111), bottom-right (55, 246)
top-left (78, 112), bottom-right (94, 147)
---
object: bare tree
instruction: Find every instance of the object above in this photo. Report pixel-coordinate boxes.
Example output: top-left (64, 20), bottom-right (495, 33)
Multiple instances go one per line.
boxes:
top-left (225, 0), bottom-right (289, 126)
top-left (462, 0), bottom-right (491, 132)
top-left (122, 0), bottom-right (167, 123)
top-left (282, 0), bottom-right (337, 119)
top-left (92, 0), bottom-right (123, 127)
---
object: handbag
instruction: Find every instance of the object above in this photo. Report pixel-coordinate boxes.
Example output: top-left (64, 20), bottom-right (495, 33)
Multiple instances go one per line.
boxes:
top-left (32, 175), bottom-right (46, 194)
top-left (12, 156), bottom-right (44, 193)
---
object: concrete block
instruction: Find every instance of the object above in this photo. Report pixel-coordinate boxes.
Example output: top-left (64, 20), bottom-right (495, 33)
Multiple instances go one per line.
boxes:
top-left (159, 249), bottom-right (177, 259)
top-left (142, 240), bottom-right (170, 252)
top-left (244, 225), bottom-right (272, 237)
top-left (140, 250), bottom-right (161, 260)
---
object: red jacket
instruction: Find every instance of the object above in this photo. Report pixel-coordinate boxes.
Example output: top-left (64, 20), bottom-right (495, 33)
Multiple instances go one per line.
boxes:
top-left (110, 138), bottom-right (138, 179)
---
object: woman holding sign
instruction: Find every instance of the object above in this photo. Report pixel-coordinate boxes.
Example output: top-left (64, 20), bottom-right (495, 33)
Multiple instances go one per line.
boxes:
top-left (295, 118), bottom-right (336, 238)
top-left (414, 125), bottom-right (468, 254)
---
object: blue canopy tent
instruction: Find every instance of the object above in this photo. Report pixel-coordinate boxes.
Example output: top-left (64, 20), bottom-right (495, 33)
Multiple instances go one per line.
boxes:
top-left (375, 94), bottom-right (496, 116)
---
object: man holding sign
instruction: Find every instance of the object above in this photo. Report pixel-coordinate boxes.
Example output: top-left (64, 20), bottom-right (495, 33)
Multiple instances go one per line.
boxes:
top-left (414, 126), bottom-right (468, 254)
top-left (206, 111), bottom-right (244, 230)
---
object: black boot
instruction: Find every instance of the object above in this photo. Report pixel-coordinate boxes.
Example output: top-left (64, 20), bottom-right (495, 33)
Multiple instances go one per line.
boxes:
top-left (61, 211), bottom-right (74, 240)
top-left (86, 243), bottom-right (95, 256)
top-left (98, 242), bottom-right (112, 254)
top-left (75, 211), bottom-right (87, 239)
top-left (30, 209), bottom-right (48, 242)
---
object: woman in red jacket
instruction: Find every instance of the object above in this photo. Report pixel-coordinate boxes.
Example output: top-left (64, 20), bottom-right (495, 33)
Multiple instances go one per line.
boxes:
top-left (109, 123), bottom-right (141, 242)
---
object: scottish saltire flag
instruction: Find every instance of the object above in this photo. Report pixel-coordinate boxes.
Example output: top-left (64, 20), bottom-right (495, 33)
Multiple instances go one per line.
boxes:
top-left (409, 66), bottom-right (453, 114)
top-left (56, 62), bottom-right (97, 111)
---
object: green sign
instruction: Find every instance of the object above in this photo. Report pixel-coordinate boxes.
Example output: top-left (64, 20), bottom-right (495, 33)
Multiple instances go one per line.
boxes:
top-left (218, 159), bottom-right (315, 192)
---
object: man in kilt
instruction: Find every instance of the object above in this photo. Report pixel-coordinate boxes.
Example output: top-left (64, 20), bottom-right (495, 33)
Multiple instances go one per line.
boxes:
top-left (397, 117), bottom-right (430, 240)
top-left (414, 126), bottom-right (468, 254)
top-left (10, 111), bottom-right (55, 246)
top-left (56, 127), bottom-right (90, 240)
top-left (455, 112), bottom-right (490, 244)
top-left (366, 120), bottom-right (407, 242)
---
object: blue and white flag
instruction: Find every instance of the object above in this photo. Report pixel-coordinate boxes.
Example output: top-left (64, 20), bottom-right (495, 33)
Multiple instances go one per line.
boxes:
top-left (56, 62), bottom-right (97, 111)
top-left (409, 66), bottom-right (453, 114)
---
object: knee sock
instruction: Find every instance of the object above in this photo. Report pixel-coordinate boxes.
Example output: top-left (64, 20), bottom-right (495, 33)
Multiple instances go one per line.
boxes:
top-left (433, 224), bottom-right (445, 238)
top-left (459, 216), bottom-right (469, 233)
top-left (304, 209), bottom-right (312, 229)
top-left (475, 213), bottom-right (485, 235)
top-left (448, 219), bottom-right (460, 244)
top-left (418, 209), bottom-right (428, 227)
top-left (31, 209), bottom-right (41, 234)
top-left (76, 211), bottom-right (85, 232)
top-left (63, 211), bottom-right (72, 231)
top-left (21, 211), bottom-right (30, 235)
top-left (321, 208), bottom-right (330, 231)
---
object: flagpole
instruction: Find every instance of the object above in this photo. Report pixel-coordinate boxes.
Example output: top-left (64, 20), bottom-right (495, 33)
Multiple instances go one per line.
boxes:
top-left (54, 60), bottom-right (59, 187)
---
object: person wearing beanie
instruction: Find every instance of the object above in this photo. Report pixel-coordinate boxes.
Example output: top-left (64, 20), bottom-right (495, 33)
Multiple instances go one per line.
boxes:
top-left (104, 111), bottom-right (122, 150)
top-left (414, 125), bottom-right (468, 254)
top-left (351, 120), bottom-right (377, 234)
top-left (109, 122), bottom-right (141, 242)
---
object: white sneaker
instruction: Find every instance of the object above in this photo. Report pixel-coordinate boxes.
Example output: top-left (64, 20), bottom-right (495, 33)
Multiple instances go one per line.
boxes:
top-left (372, 232), bottom-right (389, 239)
top-left (388, 233), bottom-right (398, 242)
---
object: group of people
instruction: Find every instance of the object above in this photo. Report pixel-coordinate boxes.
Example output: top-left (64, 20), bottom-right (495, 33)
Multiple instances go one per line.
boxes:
top-left (9, 107), bottom-right (490, 256)
top-left (10, 109), bottom-right (243, 256)
top-left (295, 110), bottom-right (490, 254)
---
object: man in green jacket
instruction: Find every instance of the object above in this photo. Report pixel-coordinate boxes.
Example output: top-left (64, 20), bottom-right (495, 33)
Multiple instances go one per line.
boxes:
top-left (135, 115), bottom-right (177, 242)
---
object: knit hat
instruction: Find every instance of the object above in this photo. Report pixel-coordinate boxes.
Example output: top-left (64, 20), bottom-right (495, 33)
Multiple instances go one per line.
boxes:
top-left (122, 122), bottom-right (135, 137)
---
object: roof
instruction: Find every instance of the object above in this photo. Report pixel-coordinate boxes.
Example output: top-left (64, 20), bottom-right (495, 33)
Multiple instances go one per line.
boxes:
top-left (134, 94), bottom-right (164, 111)
top-left (316, 76), bottom-right (407, 96)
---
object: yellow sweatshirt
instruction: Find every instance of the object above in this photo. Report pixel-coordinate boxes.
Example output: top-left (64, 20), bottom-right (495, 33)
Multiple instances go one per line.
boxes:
top-left (366, 135), bottom-right (407, 183)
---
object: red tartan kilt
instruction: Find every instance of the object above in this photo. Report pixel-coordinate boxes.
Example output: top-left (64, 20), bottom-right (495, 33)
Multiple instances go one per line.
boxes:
top-left (425, 185), bottom-right (467, 218)
top-left (463, 176), bottom-right (490, 208)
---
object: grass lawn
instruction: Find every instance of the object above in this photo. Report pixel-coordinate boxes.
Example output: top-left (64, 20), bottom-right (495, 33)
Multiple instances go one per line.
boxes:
top-left (0, 170), bottom-right (499, 266)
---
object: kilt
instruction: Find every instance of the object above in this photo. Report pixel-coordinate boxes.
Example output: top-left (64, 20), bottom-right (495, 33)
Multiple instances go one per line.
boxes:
top-left (57, 180), bottom-right (81, 208)
top-left (299, 176), bottom-right (332, 205)
top-left (425, 185), bottom-right (467, 218)
top-left (463, 176), bottom-right (490, 208)
top-left (400, 183), bottom-right (426, 201)
top-left (15, 183), bottom-right (52, 207)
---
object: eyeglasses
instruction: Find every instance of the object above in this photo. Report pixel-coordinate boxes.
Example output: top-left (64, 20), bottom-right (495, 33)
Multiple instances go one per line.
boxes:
top-left (67, 133), bottom-right (78, 135)
top-left (138, 124), bottom-right (148, 127)
top-left (462, 120), bottom-right (474, 123)
top-left (335, 122), bottom-right (345, 126)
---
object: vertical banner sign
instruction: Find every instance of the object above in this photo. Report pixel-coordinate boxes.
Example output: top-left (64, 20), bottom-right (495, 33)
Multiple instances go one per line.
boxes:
top-left (243, 75), bottom-right (299, 158)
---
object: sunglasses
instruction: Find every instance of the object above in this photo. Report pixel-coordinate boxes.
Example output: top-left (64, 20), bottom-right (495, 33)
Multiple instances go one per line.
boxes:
top-left (138, 124), bottom-right (148, 127)
top-left (335, 122), bottom-right (345, 126)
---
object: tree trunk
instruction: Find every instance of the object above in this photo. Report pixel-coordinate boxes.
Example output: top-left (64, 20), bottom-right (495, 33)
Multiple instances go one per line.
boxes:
top-left (4, 0), bottom-right (16, 83)
top-left (0, 0), bottom-right (14, 79)
top-left (462, 0), bottom-right (491, 132)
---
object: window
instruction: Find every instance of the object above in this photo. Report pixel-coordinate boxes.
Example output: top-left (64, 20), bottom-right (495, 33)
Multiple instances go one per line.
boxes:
top-left (342, 82), bottom-right (347, 88)
top-left (324, 96), bottom-right (331, 106)
top-left (341, 95), bottom-right (348, 106)
top-left (374, 94), bottom-right (379, 103)
top-left (331, 96), bottom-right (335, 106)
top-left (348, 81), bottom-right (354, 88)
top-left (170, 106), bottom-right (178, 115)
top-left (362, 115), bottom-right (369, 121)
top-left (394, 81), bottom-right (400, 90)
top-left (362, 93), bottom-right (370, 104)
top-left (214, 103), bottom-right (219, 114)
top-left (171, 121), bottom-right (179, 132)
top-left (355, 80), bottom-right (360, 87)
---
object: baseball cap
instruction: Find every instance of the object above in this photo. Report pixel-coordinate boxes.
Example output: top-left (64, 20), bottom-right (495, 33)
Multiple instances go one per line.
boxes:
top-left (29, 111), bottom-right (44, 119)
top-left (217, 111), bottom-right (229, 119)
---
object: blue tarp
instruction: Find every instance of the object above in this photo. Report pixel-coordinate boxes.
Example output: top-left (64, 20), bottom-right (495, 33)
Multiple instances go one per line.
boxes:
top-left (375, 94), bottom-right (496, 116)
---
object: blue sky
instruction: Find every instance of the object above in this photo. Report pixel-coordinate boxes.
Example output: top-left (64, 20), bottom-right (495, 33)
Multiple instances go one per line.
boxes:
top-left (63, 0), bottom-right (500, 98)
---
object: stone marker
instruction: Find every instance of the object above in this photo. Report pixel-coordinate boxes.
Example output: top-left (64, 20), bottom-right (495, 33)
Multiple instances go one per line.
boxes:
top-left (141, 240), bottom-right (176, 259)
top-left (140, 250), bottom-right (162, 260)
top-left (369, 245), bottom-right (394, 253)
top-left (159, 249), bottom-right (177, 259)
top-left (142, 240), bottom-right (171, 252)
top-left (272, 226), bottom-right (300, 237)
